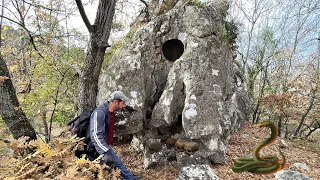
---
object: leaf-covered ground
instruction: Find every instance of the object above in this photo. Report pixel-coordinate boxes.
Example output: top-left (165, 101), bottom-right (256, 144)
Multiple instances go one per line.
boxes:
top-left (114, 123), bottom-right (320, 180)
top-left (0, 123), bottom-right (319, 179)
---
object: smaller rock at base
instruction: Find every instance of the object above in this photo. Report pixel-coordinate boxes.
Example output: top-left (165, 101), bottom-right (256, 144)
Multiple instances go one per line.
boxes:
top-left (176, 164), bottom-right (219, 180)
top-left (275, 170), bottom-right (311, 180)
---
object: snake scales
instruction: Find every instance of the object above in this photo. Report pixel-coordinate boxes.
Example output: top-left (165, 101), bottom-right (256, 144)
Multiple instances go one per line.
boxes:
top-left (231, 121), bottom-right (286, 174)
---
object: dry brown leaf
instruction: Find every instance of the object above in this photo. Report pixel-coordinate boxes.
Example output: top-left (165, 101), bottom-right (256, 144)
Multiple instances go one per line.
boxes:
top-left (0, 76), bottom-right (9, 82)
top-left (111, 168), bottom-right (121, 180)
top-left (14, 106), bottom-right (21, 111)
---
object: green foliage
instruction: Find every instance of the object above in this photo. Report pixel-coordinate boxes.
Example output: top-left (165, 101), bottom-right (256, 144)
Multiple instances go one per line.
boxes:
top-left (219, 26), bottom-right (228, 42)
top-left (218, 20), bottom-right (238, 47)
top-left (225, 20), bottom-right (238, 45)
top-left (52, 110), bottom-right (74, 125)
top-left (1, 24), bottom-right (80, 141)
top-left (125, 27), bottom-right (137, 42)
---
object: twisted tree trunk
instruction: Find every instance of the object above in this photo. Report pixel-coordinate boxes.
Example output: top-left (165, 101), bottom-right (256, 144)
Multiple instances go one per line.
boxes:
top-left (0, 56), bottom-right (37, 140)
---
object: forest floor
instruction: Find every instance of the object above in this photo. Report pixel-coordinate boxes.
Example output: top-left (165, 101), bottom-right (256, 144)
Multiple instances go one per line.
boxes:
top-left (0, 122), bottom-right (319, 179)
top-left (114, 123), bottom-right (320, 180)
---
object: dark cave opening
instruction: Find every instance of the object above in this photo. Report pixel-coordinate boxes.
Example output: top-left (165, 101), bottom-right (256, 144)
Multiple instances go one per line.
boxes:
top-left (162, 39), bottom-right (184, 61)
top-left (155, 113), bottom-right (183, 136)
top-left (146, 109), bottom-right (152, 119)
top-left (145, 99), bottom-right (158, 120)
top-left (170, 113), bottom-right (183, 135)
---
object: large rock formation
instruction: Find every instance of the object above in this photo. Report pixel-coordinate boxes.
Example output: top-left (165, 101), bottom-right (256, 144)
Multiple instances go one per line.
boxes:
top-left (97, 4), bottom-right (250, 168)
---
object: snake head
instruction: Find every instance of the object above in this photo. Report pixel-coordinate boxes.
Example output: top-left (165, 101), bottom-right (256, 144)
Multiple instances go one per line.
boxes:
top-left (252, 122), bottom-right (277, 132)
top-left (252, 122), bottom-right (270, 132)
top-left (252, 121), bottom-right (270, 128)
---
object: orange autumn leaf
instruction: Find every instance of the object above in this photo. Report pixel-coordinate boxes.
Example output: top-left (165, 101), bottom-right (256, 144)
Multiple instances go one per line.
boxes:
top-left (14, 106), bottom-right (21, 111)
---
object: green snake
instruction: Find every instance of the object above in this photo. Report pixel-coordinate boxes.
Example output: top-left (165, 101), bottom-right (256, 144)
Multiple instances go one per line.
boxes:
top-left (231, 121), bottom-right (286, 174)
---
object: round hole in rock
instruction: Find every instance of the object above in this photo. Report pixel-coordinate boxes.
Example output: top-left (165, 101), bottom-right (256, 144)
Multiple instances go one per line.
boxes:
top-left (162, 39), bottom-right (184, 61)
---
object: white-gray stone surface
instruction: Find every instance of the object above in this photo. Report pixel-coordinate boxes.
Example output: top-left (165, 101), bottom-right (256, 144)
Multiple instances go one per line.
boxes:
top-left (275, 170), bottom-right (311, 180)
top-left (176, 164), bottom-right (219, 180)
top-left (292, 163), bottom-right (310, 171)
top-left (97, 4), bottom-right (250, 168)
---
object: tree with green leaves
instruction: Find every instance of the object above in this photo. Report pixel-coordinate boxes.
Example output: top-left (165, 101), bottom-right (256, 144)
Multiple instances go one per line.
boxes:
top-left (0, 56), bottom-right (37, 140)
top-left (0, 0), bottom-right (37, 140)
top-left (0, 0), bottom-right (81, 141)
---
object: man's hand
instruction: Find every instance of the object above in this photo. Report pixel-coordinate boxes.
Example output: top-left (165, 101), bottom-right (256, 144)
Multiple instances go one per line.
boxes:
top-left (125, 105), bottom-right (137, 113)
top-left (102, 151), bottom-right (116, 166)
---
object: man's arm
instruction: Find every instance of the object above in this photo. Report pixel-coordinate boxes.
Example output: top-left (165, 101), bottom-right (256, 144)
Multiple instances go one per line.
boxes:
top-left (89, 110), bottom-right (110, 154)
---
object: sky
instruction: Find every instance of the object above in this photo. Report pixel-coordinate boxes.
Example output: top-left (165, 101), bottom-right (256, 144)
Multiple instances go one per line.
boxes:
top-left (1, 0), bottom-right (143, 47)
top-left (2, 0), bottom-right (318, 58)
top-left (67, 0), bottom-right (143, 41)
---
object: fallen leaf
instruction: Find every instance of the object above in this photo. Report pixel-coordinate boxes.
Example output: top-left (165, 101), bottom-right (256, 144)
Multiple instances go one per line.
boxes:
top-left (111, 168), bottom-right (121, 180)
top-left (0, 76), bottom-right (9, 82)
top-left (14, 106), bottom-right (21, 111)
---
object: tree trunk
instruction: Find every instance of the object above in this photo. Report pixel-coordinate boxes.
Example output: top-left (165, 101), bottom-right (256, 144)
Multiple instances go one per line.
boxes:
top-left (78, 42), bottom-right (107, 113)
top-left (277, 117), bottom-right (282, 137)
top-left (76, 0), bottom-right (117, 114)
top-left (0, 56), bottom-right (37, 140)
top-left (41, 110), bottom-right (49, 143)
top-left (293, 90), bottom-right (315, 138)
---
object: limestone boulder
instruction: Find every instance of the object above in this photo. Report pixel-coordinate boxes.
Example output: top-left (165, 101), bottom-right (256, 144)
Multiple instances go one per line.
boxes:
top-left (97, 4), bottom-right (250, 167)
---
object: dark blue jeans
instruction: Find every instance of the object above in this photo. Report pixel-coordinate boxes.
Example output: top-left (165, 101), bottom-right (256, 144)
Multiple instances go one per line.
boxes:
top-left (102, 148), bottom-right (134, 180)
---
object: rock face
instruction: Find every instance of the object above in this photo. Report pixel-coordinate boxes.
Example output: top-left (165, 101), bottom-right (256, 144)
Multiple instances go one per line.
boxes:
top-left (176, 164), bottom-right (219, 180)
top-left (97, 4), bottom-right (250, 168)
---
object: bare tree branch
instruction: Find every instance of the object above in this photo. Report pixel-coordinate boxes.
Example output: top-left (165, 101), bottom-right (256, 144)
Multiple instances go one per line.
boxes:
top-left (0, 4), bottom-right (20, 21)
top-left (0, 11), bottom-right (44, 58)
top-left (0, 0), bottom-right (4, 48)
top-left (75, 0), bottom-right (93, 32)
top-left (139, 0), bottom-right (148, 8)
top-left (0, 14), bottom-right (23, 27)
top-left (48, 68), bottom-right (70, 142)
top-left (21, 0), bottom-right (61, 12)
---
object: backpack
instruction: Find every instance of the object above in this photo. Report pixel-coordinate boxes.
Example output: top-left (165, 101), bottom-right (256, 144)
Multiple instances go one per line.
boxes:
top-left (67, 104), bottom-right (109, 143)
top-left (67, 110), bottom-right (93, 143)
